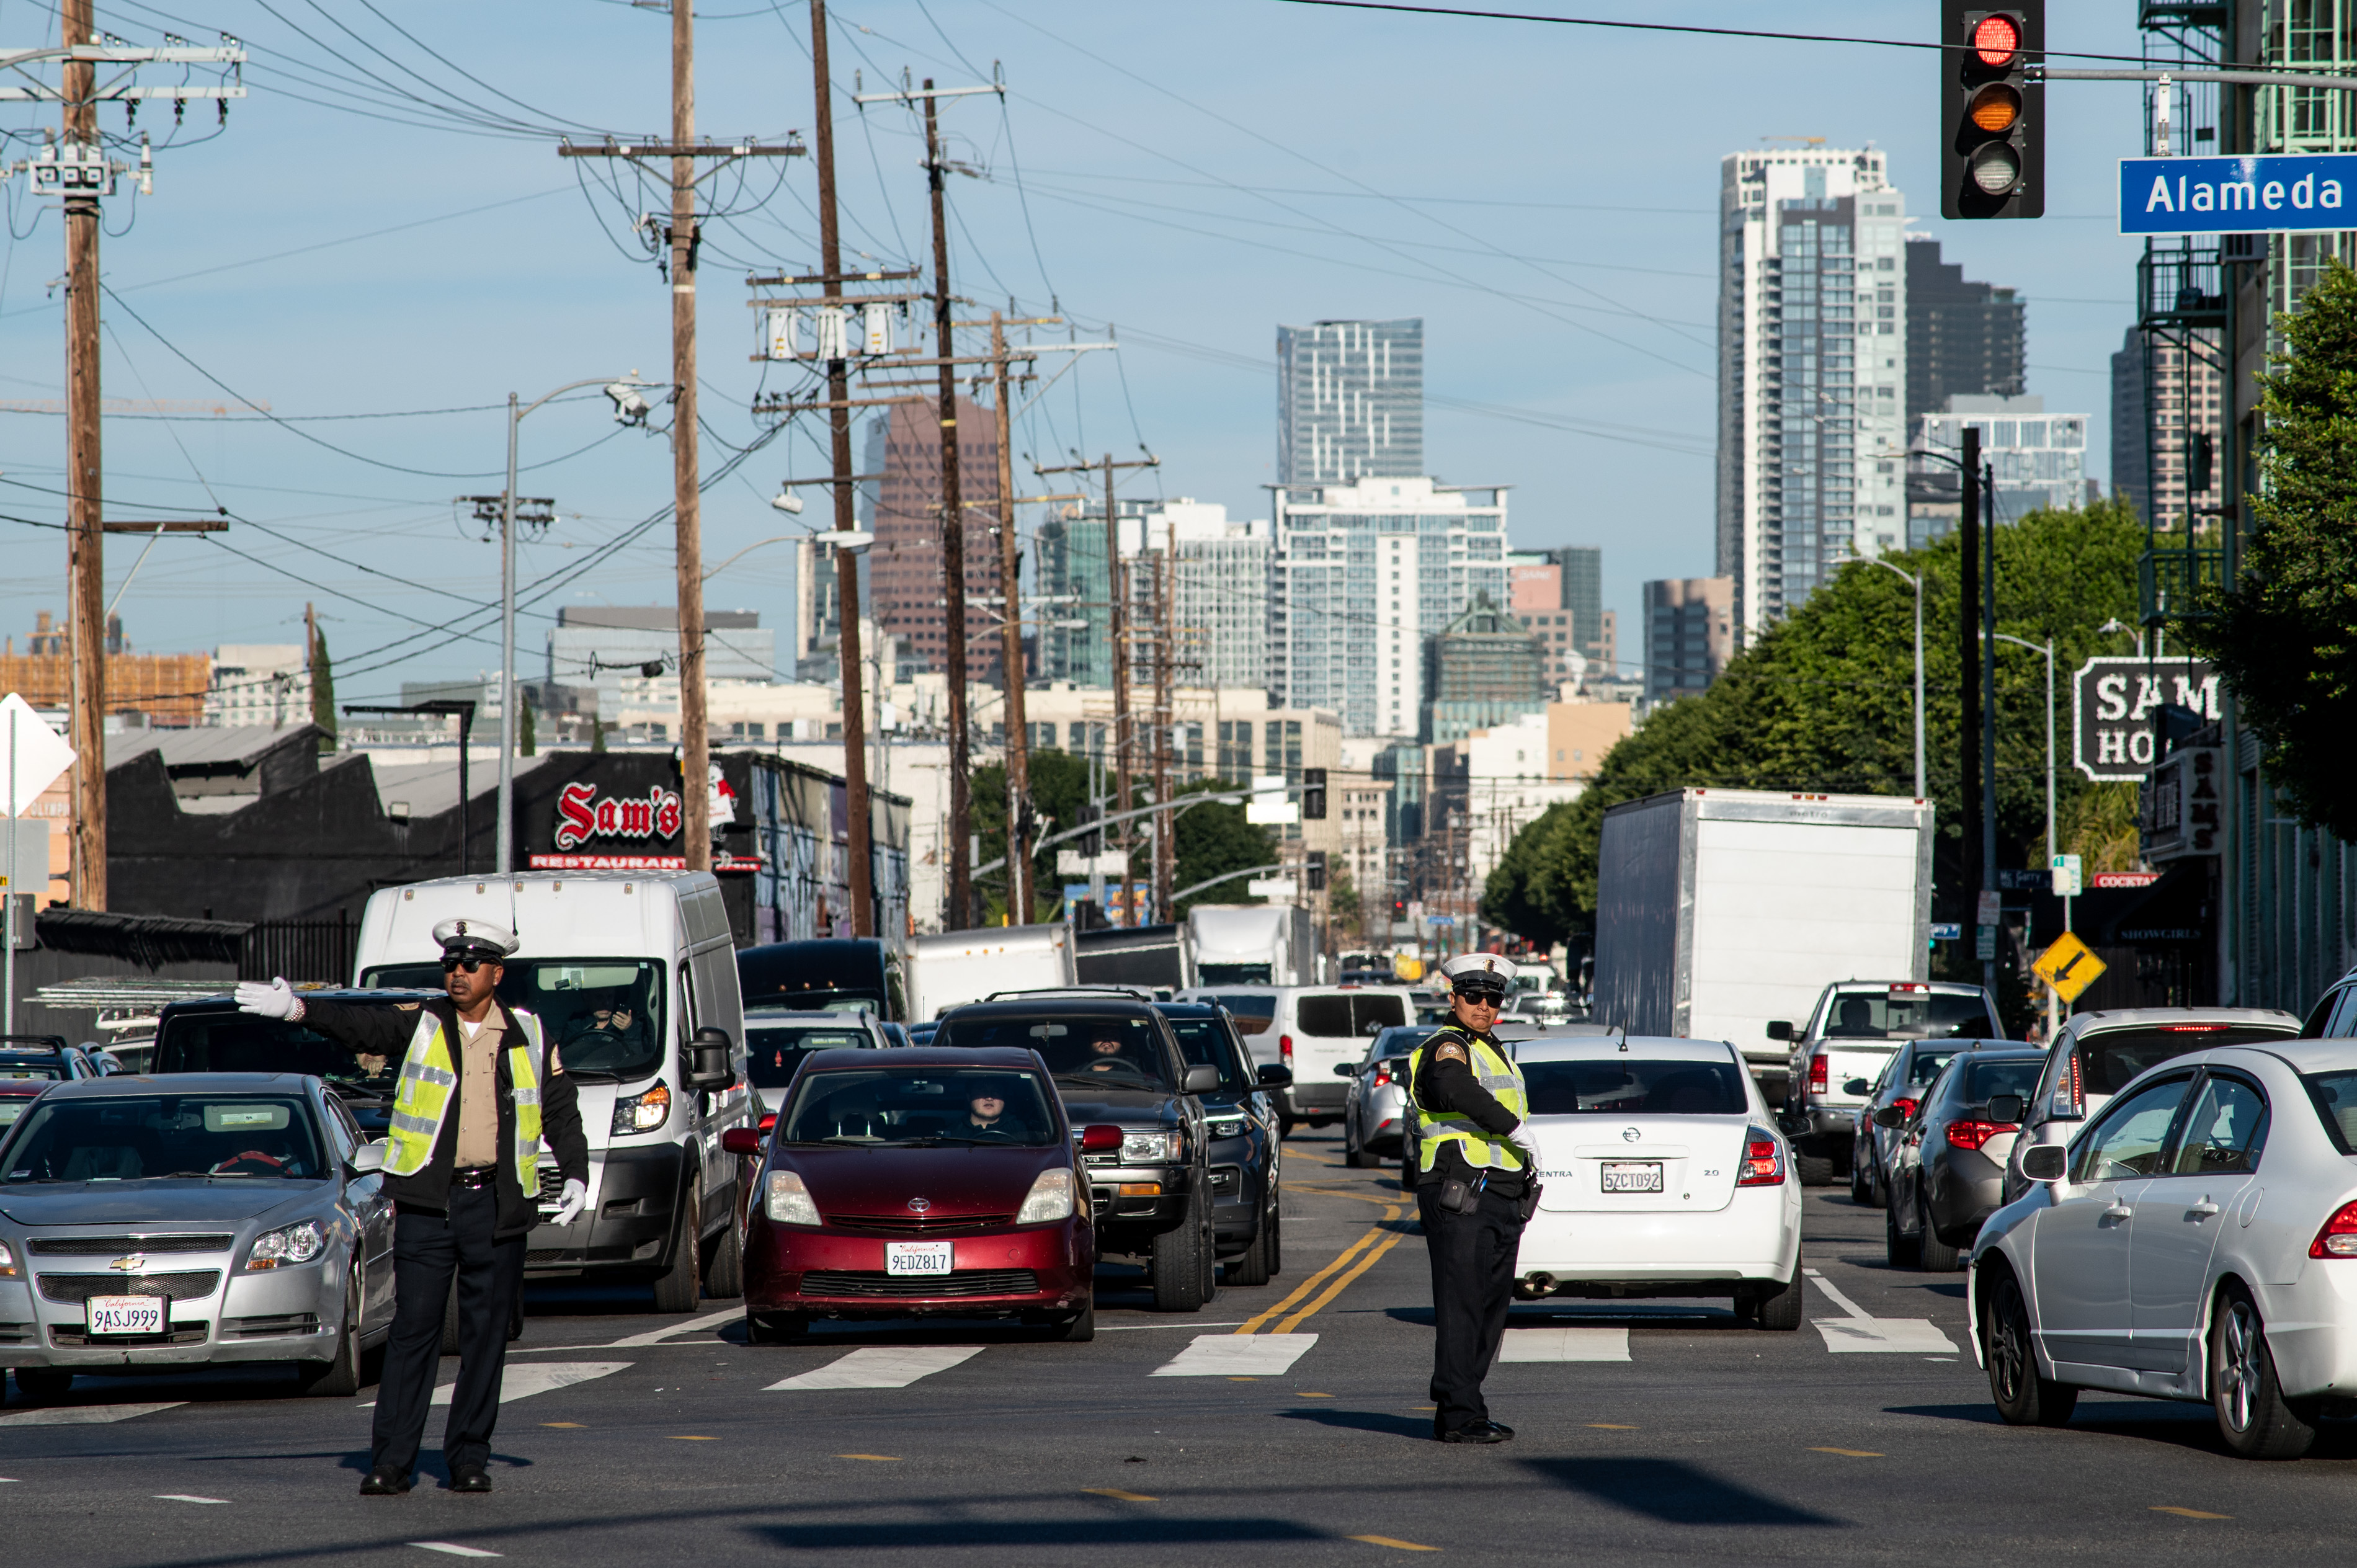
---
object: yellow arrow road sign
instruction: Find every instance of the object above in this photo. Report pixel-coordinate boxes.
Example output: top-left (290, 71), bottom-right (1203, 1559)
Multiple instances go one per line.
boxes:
top-left (2033, 931), bottom-right (2107, 1004)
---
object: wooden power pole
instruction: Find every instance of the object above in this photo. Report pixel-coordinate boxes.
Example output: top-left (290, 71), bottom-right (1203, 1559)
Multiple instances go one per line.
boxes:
top-left (922, 81), bottom-right (971, 930)
top-left (668, 0), bottom-right (712, 871)
top-left (61, 0), bottom-right (102, 908)
top-left (1152, 535), bottom-right (1174, 922)
top-left (991, 312), bottom-right (1030, 925)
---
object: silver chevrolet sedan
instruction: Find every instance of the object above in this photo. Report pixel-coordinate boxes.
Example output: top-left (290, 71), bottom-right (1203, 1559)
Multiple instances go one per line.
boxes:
top-left (0, 1072), bottom-right (393, 1402)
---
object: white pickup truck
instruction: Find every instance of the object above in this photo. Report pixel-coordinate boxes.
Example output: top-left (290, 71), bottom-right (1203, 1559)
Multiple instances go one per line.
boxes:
top-left (1771, 980), bottom-right (2000, 1189)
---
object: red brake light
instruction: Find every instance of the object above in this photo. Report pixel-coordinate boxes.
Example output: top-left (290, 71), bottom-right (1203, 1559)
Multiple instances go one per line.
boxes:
top-left (2159, 1025), bottom-right (2229, 1032)
top-left (1737, 1128), bottom-right (1784, 1186)
top-left (1892, 1097), bottom-right (1920, 1123)
top-left (1971, 12), bottom-right (2019, 67)
top-left (1280, 1034), bottom-right (1294, 1064)
top-left (1946, 1118), bottom-right (2017, 1151)
top-left (1888, 982), bottom-right (1928, 994)
top-left (1809, 1054), bottom-right (1829, 1094)
top-left (1373, 1064), bottom-right (1392, 1087)
top-left (2312, 1201), bottom-right (2357, 1258)
top-left (2066, 1050), bottom-right (2083, 1117)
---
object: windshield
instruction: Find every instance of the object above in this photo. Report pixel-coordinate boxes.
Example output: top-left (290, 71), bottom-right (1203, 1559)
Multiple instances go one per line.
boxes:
top-left (155, 1010), bottom-right (404, 1098)
top-left (2079, 1025), bottom-right (2294, 1097)
top-left (1899, 1046), bottom-right (1959, 1088)
top-left (745, 1019), bottom-right (876, 1090)
top-left (1525, 1058), bottom-right (1750, 1116)
top-left (364, 959), bottom-right (667, 1081)
top-left (1201, 993), bottom-right (1275, 1035)
top-left (1951, 1057), bottom-right (2044, 1108)
top-left (1, 1095), bottom-right (326, 1182)
top-left (0, 1094), bottom-right (38, 1129)
top-left (1161, 1015), bottom-right (1250, 1092)
top-left (780, 1066), bottom-right (1059, 1147)
top-left (0, 1059), bottom-right (64, 1082)
top-left (1296, 994), bottom-right (1408, 1038)
top-left (936, 1013), bottom-right (1174, 1090)
top-left (1820, 989), bottom-right (1995, 1040)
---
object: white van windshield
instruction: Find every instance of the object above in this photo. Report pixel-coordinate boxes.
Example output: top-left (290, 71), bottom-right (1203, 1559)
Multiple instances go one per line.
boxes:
top-left (362, 959), bottom-right (668, 1082)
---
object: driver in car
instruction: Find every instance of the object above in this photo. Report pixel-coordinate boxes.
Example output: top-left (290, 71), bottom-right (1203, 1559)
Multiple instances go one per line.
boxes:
top-left (1080, 1029), bottom-right (1133, 1073)
top-left (562, 990), bottom-right (642, 1050)
top-left (965, 1089), bottom-right (1021, 1139)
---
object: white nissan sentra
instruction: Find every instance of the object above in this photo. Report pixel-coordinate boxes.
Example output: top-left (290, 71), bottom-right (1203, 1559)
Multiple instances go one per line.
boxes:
top-left (1971, 1038), bottom-right (2357, 1459)
top-left (1513, 1036), bottom-right (1806, 1329)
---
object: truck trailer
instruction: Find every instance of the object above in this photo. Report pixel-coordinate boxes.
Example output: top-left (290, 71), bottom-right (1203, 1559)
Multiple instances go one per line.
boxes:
top-left (1186, 903), bottom-right (1316, 986)
top-left (905, 923), bottom-right (1076, 1020)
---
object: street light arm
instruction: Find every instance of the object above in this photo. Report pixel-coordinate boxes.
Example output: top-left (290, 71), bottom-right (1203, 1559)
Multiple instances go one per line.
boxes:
top-left (516, 375), bottom-right (651, 423)
top-left (973, 790), bottom-right (1251, 878)
top-left (702, 534), bottom-right (809, 581)
top-left (1860, 556), bottom-right (1918, 589)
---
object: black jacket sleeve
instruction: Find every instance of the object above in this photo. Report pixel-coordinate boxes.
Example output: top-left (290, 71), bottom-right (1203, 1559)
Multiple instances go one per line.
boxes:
top-left (298, 997), bottom-right (422, 1056)
top-left (1413, 1035), bottom-right (1522, 1136)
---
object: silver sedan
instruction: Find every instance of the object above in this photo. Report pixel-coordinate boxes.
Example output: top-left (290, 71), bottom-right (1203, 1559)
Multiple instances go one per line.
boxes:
top-left (0, 1072), bottom-right (394, 1402)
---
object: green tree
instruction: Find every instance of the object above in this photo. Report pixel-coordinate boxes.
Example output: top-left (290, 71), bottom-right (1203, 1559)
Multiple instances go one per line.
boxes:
top-left (1327, 864), bottom-right (1360, 940)
top-left (2188, 258), bottom-right (2357, 838)
top-left (308, 625), bottom-right (337, 753)
top-left (519, 693), bottom-right (538, 757)
top-left (1171, 785), bottom-right (1275, 918)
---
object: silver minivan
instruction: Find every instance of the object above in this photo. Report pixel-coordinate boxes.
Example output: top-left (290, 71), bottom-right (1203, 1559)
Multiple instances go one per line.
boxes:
top-left (1178, 984), bottom-right (1414, 1134)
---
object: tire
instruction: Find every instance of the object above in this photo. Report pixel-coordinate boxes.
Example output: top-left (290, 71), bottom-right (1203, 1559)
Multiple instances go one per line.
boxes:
top-left (1055, 1293), bottom-right (1097, 1343)
top-left (1919, 1226), bottom-right (1963, 1272)
top-left (1796, 1151), bottom-right (1835, 1188)
top-left (1985, 1269), bottom-right (2077, 1427)
top-left (1278, 1115), bottom-right (1298, 1141)
top-left (11, 1366), bottom-right (71, 1402)
top-left (1885, 1187), bottom-right (1922, 1270)
top-left (1228, 1198), bottom-right (1277, 1287)
top-left (1343, 1120), bottom-right (1366, 1169)
top-left (702, 1203), bottom-right (744, 1301)
top-left (746, 1310), bottom-right (807, 1344)
top-left (1149, 1196), bottom-right (1214, 1312)
top-left (652, 1187), bottom-right (703, 1313)
top-left (2212, 1284), bottom-right (2319, 1459)
top-left (1850, 1154), bottom-right (1876, 1208)
top-left (297, 1281), bottom-right (363, 1397)
top-left (1751, 1258), bottom-right (1805, 1332)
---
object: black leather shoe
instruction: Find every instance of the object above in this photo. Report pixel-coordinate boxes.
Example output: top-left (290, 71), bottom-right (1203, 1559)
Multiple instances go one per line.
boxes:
top-left (449, 1467), bottom-right (493, 1494)
top-left (359, 1466), bottom-right (412, 1496)
top-left (1438, 1419), bottom-right (1514, 1444)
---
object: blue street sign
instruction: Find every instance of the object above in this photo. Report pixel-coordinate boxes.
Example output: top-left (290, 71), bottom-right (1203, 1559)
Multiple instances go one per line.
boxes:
top-left (2121, 153), bottom-right (2357, 235)
top-left (1930, 922), bottom-right (1963, 941)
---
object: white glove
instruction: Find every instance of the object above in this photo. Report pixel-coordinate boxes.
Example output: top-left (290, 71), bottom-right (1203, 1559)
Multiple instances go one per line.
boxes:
top-left (550, 1178), bottom-right (588, 1226)
top-left (235, 976), bottom-right (301, 1021)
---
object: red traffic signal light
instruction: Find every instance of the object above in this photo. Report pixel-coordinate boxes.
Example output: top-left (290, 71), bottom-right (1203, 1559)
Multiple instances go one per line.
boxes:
top-left (1941, 4), bottom-right (2043, 220)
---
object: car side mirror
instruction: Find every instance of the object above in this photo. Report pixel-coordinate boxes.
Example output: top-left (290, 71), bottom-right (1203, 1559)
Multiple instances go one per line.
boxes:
top-left (1257, 1064), bottom-right (1293, 1089)
top-left (720, 1126), bottom-right (764, 1157)
top-left (1079, 1123), bottom-right (1123, 1154)
top-left (1987, 1094), bottom-right (2026, 1125)
top-left (347, 1140), bottom-right (386, 1175)
top-left (1871, 1105), bottom-right (1907, 1129)
top-left (1182, 1064), bottom-right (1221, 1095)
top-left (1765, 1020), bottom-right (1793, 1042)
top-left (1333, 1062), bottom-right (1358, 1078)
top-left (687, 1027), bottom-right (737, 1092)
top-left (1843, 1078), bottom-right (1871, 1097)
top-left (2020, 1143), bottom-right (2067, 1182)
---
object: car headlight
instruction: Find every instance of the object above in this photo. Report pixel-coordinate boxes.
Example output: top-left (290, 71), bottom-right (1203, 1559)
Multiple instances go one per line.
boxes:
top-left (764, 1169), bottom-right (821, 1226)
top-left (0, 1239), bottom-right (15, 1277)
top-left (612, 1083), bottom-right (672, 1135)
top-left (1204, 1115), bottom-right (1247, 1140)
top-left (1015, 1169), bottom-right (1074, 1224)
top-left (1121, 1129), bottom-right (1180, 1164)
top-left (247, 1219), bottom-right (328, 1271)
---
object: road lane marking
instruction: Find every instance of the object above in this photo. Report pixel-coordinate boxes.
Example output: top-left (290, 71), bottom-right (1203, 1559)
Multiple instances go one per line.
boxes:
top-left (430, 1361), bottom-right (630, 1406)
top-left (1499, 1327), bottom-right (1630, 1363)
top-left (1277, 1210), bottom-right (1406, 1333)
top-left (1588, 1423), bottom-right (1636, 1429)
top-left (1813, 1319), bottom-right (1959, 1353)
top-left (606, 1309), bottom-right (743, 1347)
top-left (541, 1422), bottom-right (586, 1428)
top-left (836, 1453), bottom-right (900, 1461)
top-left (767, 1346), bottom-right (984, 1391)
top-left (410, 1545), bottom-right (502, 1559)
top-left (1235, 1221), bottom-right (1388, 1334)
top-left (2152, 1506), bottom-right (2232, 1519)
top-left (1811, 1448), bottom-right (1884, 1458)
top-left (1298, 1391), bottom-right (1335, 1397)
top-left (154, 1494), bottom-right (229, 1503)
top-left (1283, 1183), bottom-right (1408, 1207)
top-left (1352, 1536), bottom-right (1440, 1552)
top-left (1803, 1271), bottom-right (1874, 1320)
top-left (1084, 1488), bottom-right (1158, 1501)
top-left (1100, 1322), bottom-right (1248, 1332)
top-left (0, 1402), bottom-right (182, 1427)
top-left (1151, 1334), bottom-right (1320, 1377)
top-left (669, 1435), bottom-right (718, 1441)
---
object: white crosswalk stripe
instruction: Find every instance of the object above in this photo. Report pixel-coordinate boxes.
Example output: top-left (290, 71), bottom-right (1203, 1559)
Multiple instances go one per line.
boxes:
top-left (1499, 1326), bottom-right (1631, 1362)
top-left (1805, 1269), bottom-right (1961, 1353)
top-left (765, 1345), bottom-right (984, 1391)
top-left (426, 1360), bottom-right (631, 1407)
top-left (1149, 1334), bottom-right (1319, 1377)
top-left (0, 1402), bottom-right (182, 1427)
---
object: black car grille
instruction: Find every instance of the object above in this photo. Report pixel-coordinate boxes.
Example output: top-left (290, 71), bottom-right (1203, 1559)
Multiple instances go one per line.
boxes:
top-left (0, 1322), bottom-right (31, 1345)
top-left (826, 1213), bottom-right (1015, 1234)
top-left (224, 1312), bottom-right (319, 1339)
top-left (50, 1325), bottom-right (208, 1347)
top-left (37, 1270), bottom-right (221, 1304)
top-left (26, 1235), bottom-right (233, 1255)
top-left (1208, 1165), bottom-right (1241, 1198)
top-left (798, 1269), bottom-right (1039, 1299)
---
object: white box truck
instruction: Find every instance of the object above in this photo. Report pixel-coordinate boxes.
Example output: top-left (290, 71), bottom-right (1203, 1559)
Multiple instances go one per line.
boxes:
top-left (1187, 903), bottom-right (1316, 986)
top-left (1590, 789), bottom-right (1933, 1080)
top-left (905, 923), bottom-right (1076, 1020)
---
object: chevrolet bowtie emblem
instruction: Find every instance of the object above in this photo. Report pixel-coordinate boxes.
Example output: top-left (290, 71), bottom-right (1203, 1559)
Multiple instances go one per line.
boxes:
top-left (110, 1254), bottom-right (147, 1273)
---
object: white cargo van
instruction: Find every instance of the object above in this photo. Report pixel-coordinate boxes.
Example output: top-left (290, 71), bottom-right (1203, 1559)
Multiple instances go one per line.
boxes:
top-left (905, 924), bottom-right (1075, 1020)
top-left (352, 871), bottom-right (752, 1311)
top-left (1177, 983), bottom-right (1415, 1134)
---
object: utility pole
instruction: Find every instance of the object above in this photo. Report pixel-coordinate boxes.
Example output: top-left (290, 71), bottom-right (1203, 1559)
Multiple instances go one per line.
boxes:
top-left (920, 81), bottom-right (972, 931)
top-left (1959, 425), bottom-right (1983, 971)
top-left (1979, 456), bottom-right (1999, 994)
top-left (1152, 533), bottom-right (1174, 921)
top-left (992, 311), bottom-right (1030, 925)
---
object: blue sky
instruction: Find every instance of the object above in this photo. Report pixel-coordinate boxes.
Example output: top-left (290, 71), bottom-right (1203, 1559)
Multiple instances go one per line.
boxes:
top-left (0, 1), bottom-right (2152, 702)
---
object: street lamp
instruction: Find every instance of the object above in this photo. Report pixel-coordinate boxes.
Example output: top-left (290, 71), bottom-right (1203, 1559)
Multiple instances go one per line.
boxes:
top-left (1860, 556), bottom-right (1925, 800)
top-left (495, 374), bottom-right (656, 876)
top-left (1989, 629), bottom-right (2059, 1036)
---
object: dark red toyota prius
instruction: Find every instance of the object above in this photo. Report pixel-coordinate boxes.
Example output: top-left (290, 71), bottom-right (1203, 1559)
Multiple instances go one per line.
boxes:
top-left (729, 1046), bottom-right (1104, 1342)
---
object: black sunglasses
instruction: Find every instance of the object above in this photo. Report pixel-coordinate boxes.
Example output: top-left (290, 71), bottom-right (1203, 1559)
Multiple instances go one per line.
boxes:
top-left (1455, 986), bottom-right (1507, 1004)
top-left (440, 955), bottom-right (496, 974)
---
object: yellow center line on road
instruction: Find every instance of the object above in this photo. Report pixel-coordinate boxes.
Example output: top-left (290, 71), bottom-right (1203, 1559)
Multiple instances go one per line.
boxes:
top-left (1352, 1535), bottom-right (1441, 1552)
top-left (1810, 1447), bottom-right (1882, 1458)
top-left (1234, 1218), bottom-right (1389, 1334)
top-left (1084, 1488), bottom-right (1159, 1502)
top-left (1277, 1212), bottom-right (1407, 1335)
top-left (1284, 1183), bottom-right (1412, 1208)
top-left (836, 1454), bottom-right (901, 1462)
top-left (2151, 1506), bottom-right (2232, 1520)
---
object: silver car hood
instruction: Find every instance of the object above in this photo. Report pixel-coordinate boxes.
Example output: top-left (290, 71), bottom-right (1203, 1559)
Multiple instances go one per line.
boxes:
top-left (0, 1180), bottom-right (329, 1228)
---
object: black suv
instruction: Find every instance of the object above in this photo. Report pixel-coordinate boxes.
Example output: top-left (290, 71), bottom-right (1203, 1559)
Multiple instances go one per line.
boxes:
top-left (934, 993), bottom-right (1222, 1312)
top-left (150, 989), bottom-right (443, 1139)
top-left (1157, 1002), bottom-right (1291, 1288)
top-left (0, 1035), bottom-right (104, 1082)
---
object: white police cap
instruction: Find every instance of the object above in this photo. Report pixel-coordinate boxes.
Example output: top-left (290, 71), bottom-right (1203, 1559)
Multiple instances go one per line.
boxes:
top-left (1440, 953), bottom-right (1515, 991)
top-left (432, 917), bottom-right (519, 958)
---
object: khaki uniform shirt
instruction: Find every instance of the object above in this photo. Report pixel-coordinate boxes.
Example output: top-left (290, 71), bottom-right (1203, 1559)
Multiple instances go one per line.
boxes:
top-left (454, 1014), bottom-right (504, 1169)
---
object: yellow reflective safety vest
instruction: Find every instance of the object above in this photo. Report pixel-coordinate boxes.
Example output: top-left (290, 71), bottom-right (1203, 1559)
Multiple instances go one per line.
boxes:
top-left (1409, 1025), bottom-right (1528, 1176)
top-left (383, 1004), bottom-right (548, 1194)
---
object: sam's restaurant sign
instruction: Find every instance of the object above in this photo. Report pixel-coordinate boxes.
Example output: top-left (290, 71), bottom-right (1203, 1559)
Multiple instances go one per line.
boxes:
top-left (524, 764), bottom-right (750, 871)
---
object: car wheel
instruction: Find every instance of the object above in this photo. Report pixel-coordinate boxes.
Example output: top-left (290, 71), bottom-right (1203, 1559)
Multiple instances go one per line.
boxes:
top-left (1054, 1294), bottom-right (1097, 1343)
top-left (1885, 1186), bottom-right (1922, 1270)
top-left (1850, 1155), bottom-right (1874, 1207)
top-left (652, 1187), bottom-right (703, 1313)
top-left (1149, 1196), bottom-right (1214, 1312)
top-left (1278, 1115), bottom-right (1298, 1140)
top-left (702, 1202), bottom-right (744, 1301)
top-left (1343, 1120), bottom-right (1365, 1169)
top-left (1869, 1153), bottom-right (1889, 1209)
top-left (297, 1280), bottom-right (363, 1398)
top-left (1918, 1200), bottom-right (1963, 1272)
top-left (746, 1309), bottom-right (808, 1344)
top-left (1750, 1250), bottom-right (1805, 1332)
top-left (11, 1366), bottom-right (72, 1403)
top-left (1228, 1196), bottom-right (1277, 1287)
top-left (1795, 1151), bottom-right (1835, 1188)
top-left (1985, 1268), bottom-right (2076, 1427)
top-left (2212, 1283), bottom-right (2319, 1459)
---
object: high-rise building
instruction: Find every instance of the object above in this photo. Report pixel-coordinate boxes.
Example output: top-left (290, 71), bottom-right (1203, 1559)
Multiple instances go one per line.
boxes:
top-left (1717, 147), bottom-right (1910, 638)
top-left (1507, 555), bottom-right (1582, 687)
top-left (1144, 500), bottom-right (1270, 695)
top-left (861, 395), bottom-right (1004, 679)
top-left (1547, 545), bottom-right (1605, 672)
top-left (1272, 475), bottom-right (1508, 739)
top-left (1904, 238), bottom-right (2026, 423)
top-left (2110, 324), bottom-right (2221, 527)
top-left (1421, 594), bottom-right (1548, 744)
top-left (1641, 577), bottom-right (1735, 705)
top-left (1276, 319), bottom-right (1424, 486)
top-left (1909, 396), bottom-right (2090, 543)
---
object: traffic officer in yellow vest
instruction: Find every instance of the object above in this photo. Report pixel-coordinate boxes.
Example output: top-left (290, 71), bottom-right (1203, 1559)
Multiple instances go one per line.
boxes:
top-left (1409, 953), bottom-right (1535, 1443)
top-left (237, 919), bottom-right (589, 1496)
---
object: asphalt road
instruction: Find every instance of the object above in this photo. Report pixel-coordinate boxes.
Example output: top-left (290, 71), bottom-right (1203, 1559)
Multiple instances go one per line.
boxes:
top-left (4, 1129), bottom-right (2351, 1566)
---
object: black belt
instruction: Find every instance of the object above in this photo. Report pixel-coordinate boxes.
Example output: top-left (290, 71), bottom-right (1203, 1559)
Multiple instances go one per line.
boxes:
top-left (450, 1165), bottom-right (499, 1190)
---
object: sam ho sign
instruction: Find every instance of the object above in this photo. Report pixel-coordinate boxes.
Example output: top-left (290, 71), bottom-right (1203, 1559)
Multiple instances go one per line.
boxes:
top-left (2074, 656), bottom-right (2218, 782)
top-left (2121, 153), bottom-right (2357, 235)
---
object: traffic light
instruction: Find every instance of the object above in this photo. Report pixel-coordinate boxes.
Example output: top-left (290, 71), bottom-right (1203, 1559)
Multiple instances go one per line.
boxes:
top-left (1940, 4), bottom-right (2043, 220)
top-left (2188, 432), bottom-right (2214, 494)
top-left (1301, 767), bottom-right (1327, 819)
top-left (1078, 803), bottom-right (1102, 856)
top-left (1306, 851), bottom-right (1328, 893)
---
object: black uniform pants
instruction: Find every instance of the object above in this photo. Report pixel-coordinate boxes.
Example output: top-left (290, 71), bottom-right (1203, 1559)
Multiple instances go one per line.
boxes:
top-left (373, 1187), bottom-right (524, 1476)
top-left (1419, 1181), bottom-right (1525, 1434)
